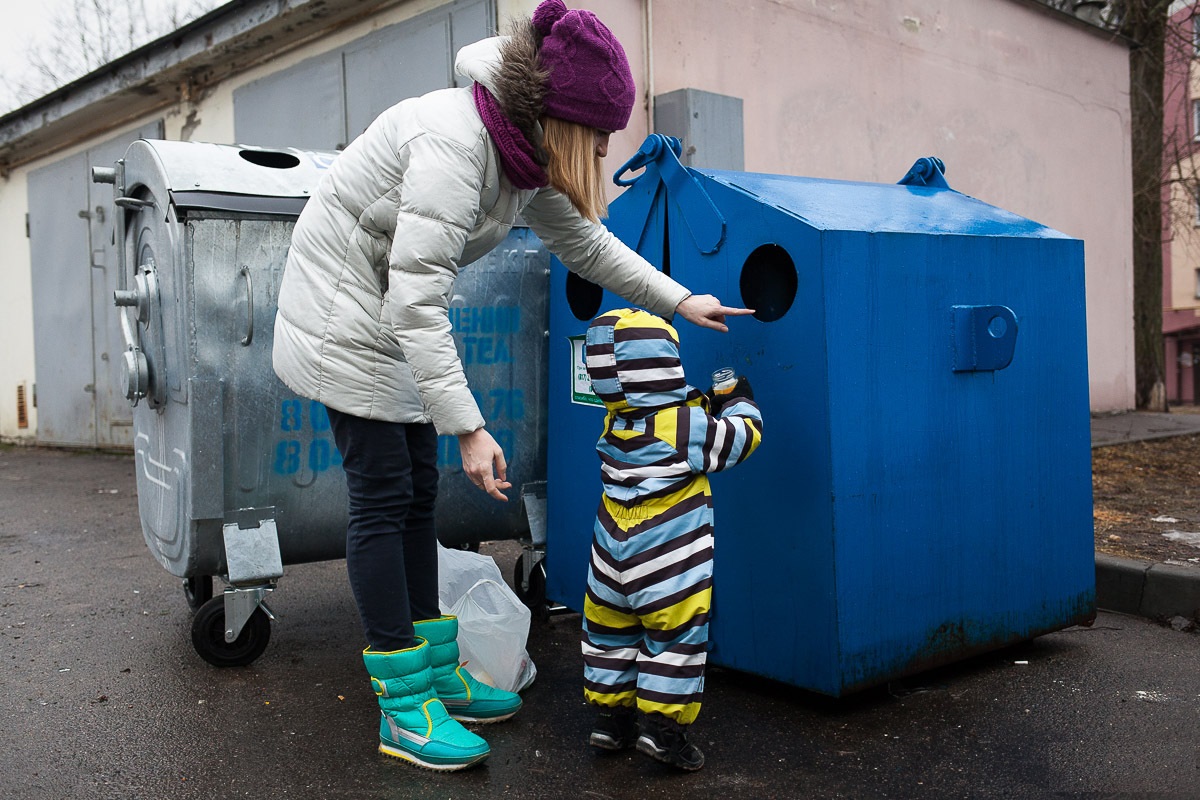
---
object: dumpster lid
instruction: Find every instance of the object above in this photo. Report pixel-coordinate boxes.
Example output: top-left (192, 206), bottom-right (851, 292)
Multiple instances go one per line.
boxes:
top-left (121, 139), bottom-right (336, 206)
top-left (702, 169), bottom-right (1072, 239)
top-left (611, 137), bottom-right (1072, 243)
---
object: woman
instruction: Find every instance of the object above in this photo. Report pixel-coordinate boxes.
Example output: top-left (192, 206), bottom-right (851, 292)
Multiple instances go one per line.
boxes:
top-left (272, 0), bottom-right (750, 772)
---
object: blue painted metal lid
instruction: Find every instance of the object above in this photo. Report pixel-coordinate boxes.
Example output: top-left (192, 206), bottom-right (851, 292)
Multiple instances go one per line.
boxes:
top-left (698, 168), bottom-right (1072, 239)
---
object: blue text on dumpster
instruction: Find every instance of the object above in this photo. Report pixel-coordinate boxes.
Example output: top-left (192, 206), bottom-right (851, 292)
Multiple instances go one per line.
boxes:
top-left (273, 399), bottom-right (341, 475)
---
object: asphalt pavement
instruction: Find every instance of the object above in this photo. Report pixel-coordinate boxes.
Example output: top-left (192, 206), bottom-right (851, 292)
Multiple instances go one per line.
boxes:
top-left (2, 442), bottom-right (1200, 799)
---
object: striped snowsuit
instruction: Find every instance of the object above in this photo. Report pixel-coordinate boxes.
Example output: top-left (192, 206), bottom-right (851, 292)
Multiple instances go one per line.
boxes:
top-left (581, 309), bottom-right (763, 725)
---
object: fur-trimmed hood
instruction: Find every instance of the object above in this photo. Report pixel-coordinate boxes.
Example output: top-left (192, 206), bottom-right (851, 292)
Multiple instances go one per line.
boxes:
top-left (455, 20), bottom-right (547, 160)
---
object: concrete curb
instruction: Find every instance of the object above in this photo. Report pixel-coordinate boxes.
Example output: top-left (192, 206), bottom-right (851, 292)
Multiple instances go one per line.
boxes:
top-left (1095, 553), bottom-right (1200, 620)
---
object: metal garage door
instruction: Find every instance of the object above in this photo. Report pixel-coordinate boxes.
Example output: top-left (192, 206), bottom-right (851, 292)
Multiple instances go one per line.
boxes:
top-left (27, 121), bottom-right (163, 448)
top-left (233, 0), bottom-right (493, 150)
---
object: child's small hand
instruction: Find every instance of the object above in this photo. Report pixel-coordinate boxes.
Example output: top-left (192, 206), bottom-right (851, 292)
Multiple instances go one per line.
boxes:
top-left (729, 376), bottom-right (754, 401)
top-left (709, 376), bottom-right (755, 415)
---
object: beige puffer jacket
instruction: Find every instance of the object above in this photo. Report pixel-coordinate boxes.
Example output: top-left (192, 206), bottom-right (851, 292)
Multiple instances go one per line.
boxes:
top-left (272, 35), bottom-right (690, 435)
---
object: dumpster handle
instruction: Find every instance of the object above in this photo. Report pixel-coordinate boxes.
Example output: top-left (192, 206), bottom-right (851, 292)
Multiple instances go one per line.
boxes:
top-left (239, 266), bottom-right (254, 346)
top-left (611, 134), bottom-right (726, 254)
top-left (951, 305), bottom-right (1018, 372)
top-left (115, 196), bottom-right (155, 210)
top-left (613, 134), bottom-right (682, 186)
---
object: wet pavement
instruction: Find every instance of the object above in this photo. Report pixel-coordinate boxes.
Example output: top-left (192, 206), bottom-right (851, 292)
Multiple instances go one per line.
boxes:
top-left (1091, 410), bottom-right (1200, 447)
top-left (2, 445), bottom-right (1200, 799)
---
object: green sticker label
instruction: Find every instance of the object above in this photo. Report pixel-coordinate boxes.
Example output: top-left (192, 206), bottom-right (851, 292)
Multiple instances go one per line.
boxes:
top-left (570, 335), bottom-right (604, 407)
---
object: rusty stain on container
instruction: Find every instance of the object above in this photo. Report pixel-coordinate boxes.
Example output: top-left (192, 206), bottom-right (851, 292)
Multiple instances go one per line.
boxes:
top-left (17, 384), bottom-right (28, 428)
top-left (828, 589), bottom-right (1097, 696)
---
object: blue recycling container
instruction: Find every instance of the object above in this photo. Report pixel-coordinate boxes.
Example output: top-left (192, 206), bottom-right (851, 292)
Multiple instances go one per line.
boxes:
top-left (546, 137), bottom-right (1094, 696)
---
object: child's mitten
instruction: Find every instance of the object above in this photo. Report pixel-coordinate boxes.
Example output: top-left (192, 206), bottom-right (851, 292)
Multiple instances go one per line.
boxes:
top-left (710, 375), bottom-right (754, 414)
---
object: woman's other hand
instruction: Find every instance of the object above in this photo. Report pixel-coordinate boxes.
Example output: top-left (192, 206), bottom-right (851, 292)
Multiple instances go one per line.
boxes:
top-left (457, 428), bottom-right (512, 501)
top-left (675, 294), bottom-right (755, 332)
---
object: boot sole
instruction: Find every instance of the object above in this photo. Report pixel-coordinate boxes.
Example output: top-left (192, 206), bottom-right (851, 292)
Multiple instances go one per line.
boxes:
top-left (378, 741), bottom-right (489, 771)
top-left (589, 732), bottom-right (636, 751)
top-left (449, 709), bottom-right (519, 724)
top-left (635, 735), bottom-right (704, 772)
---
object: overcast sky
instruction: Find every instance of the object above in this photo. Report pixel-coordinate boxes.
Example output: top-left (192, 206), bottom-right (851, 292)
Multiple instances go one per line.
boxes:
top-left (0, 0), bottom-right (226, 116)
top-left (0, 3), bottom-right (60, 111)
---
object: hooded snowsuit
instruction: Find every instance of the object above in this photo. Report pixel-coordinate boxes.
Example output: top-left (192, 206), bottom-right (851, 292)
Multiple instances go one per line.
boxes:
top-left (581, 309), bottom-right (764, 725)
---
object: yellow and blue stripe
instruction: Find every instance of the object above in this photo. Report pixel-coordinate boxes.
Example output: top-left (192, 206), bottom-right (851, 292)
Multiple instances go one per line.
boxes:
top-left (581, 309), bottom-right (763, 725)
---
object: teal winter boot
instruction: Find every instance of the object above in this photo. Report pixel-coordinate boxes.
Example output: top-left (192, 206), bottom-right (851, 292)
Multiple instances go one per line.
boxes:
top-left (414, 615), bottom-right (523, 723)
top-left (363, 640), bottom-right (491, 770)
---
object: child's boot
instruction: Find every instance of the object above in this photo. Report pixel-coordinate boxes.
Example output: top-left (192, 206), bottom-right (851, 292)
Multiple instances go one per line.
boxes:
top-left (414, 615), bottom-right (523, 723)
top-left (588, 704), bottom-right (638, 750)
top-left (363, 641), bottom-right (490, 770)
top-left (636, 712), bottom-right (705, 771)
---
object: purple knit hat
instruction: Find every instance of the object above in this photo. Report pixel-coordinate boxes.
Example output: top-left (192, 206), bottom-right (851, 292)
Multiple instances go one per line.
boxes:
top-left (532, 0), bottom-right (636, 132)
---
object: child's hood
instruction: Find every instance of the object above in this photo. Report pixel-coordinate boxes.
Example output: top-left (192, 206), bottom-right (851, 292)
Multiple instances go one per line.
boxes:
top-left (584, 308), bottom-right (701, 413)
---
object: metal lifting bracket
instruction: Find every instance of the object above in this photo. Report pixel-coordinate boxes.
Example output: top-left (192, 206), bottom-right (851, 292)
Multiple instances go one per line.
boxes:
top-left (610, 134), bottom-right (726, 256)
top-left (897, 156), bottom-right (951, 190)
top-left (220, 507), bottom-right (284, 643)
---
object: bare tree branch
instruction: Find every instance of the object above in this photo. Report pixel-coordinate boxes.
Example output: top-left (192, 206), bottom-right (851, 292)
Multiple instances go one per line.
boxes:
top-left (0, 0), bottom-right (222, 115)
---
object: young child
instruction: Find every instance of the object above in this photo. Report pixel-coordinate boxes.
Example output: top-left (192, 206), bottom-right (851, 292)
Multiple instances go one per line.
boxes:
top-left (580, 308), bottom-right (763, 771)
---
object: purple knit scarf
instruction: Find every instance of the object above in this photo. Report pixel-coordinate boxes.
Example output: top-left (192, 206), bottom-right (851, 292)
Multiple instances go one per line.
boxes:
top-left (473, 82), bottom-right (548, 191)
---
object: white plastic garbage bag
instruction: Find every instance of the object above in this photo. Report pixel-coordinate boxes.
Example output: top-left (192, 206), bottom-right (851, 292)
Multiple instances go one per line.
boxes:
top-left (437, 543), bottom-right (506, 609)
top-left (437, 545), bottom-right (537, 693)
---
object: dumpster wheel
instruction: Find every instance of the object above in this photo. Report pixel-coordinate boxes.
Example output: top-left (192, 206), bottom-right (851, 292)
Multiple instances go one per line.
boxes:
top-left (513, 552), bottom-right (547, 610)
top-left (191, 596), bottom-right (271, 667)
top-left (183, 576), bottom-right (213, 611)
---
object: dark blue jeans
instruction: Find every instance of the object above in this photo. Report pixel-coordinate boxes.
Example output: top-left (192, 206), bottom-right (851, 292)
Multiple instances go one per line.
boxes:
top-left (327, 408), bottom-right (440, 651)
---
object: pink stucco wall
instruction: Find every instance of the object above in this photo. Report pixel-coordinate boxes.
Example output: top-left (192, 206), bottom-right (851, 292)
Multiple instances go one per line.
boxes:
top-left (583, 0), bottom-right (1135, 412)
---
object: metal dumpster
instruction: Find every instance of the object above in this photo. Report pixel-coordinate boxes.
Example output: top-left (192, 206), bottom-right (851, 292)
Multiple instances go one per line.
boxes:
top-left (93, 140), bottom-right (550, 666)
top-left (545, 135), bottom-right (1095, 696)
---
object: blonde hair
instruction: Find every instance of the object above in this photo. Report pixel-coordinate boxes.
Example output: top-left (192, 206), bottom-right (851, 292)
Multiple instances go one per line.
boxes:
top-left (542, 117), bottom-right (608, 222)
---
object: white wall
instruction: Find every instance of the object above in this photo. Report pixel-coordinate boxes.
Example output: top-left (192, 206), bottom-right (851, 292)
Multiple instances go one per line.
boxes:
top-left (0, 168), bottom-right (36, 440)
top-left (497, 0), bottom-right (539, 27)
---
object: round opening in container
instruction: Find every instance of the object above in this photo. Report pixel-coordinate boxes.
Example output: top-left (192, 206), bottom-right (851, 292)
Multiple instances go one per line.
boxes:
top-left (739, 244), bottom-right (797, 322)
top-left (566, 271), bottom-right (604, 321)
top-left (239, 149), bottom-right (301, 169)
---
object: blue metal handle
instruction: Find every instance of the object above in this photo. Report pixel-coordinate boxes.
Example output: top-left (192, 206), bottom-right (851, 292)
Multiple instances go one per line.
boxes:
top-left (613, 134), bottom-right (683, 186)
top-left (610, 135), bottom-right (726, 254)
top-left (952, 305), bottom-right (1018, 372)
